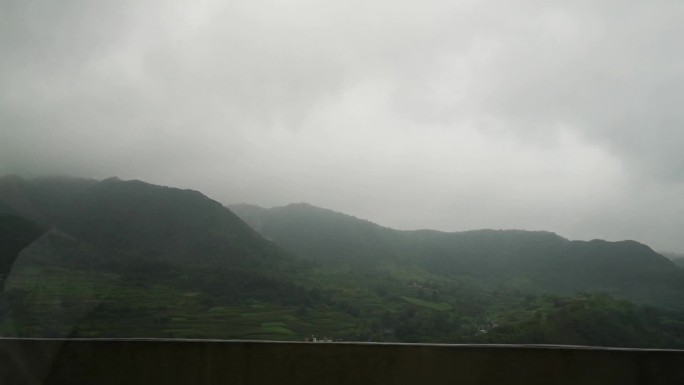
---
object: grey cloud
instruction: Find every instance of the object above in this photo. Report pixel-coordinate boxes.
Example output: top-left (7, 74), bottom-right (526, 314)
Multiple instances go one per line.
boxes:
top-left (1, 0), bottom-right (684, 251)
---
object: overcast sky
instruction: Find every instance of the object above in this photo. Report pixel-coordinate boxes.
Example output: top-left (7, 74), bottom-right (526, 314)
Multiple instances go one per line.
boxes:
top-left (2, 0), bottom-right (683, 251)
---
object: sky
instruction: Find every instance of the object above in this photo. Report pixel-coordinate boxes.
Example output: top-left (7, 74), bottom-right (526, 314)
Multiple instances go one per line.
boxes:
top-left (1, 0), bottom-right (683, 252)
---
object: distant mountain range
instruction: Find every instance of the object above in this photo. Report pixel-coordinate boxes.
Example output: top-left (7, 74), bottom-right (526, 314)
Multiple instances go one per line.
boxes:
top-left (0, 175), bottom-right (311, 338)
top-left (0, 176), bottom-right (683, 347)
top-left (230, 202), bottom-right (684, 310)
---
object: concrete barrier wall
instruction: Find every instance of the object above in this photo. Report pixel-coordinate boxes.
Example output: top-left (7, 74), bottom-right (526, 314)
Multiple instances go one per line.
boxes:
top-left (1, 339), bottom-right (683, 385)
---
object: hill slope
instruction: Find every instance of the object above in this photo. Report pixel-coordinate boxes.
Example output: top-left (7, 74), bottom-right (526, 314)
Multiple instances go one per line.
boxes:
top-left (0, 176), bottom-right (299, 269)
top-left (231, 203), bottom-right (406, 267)
top-left (0, 176), bottom-right (316, 338)
top-left (230, 203), bottom-right (684, 310)
top-left (0, 176), bottom-right (682, 347)
top-left (0, 214), bottom-right (46, 286)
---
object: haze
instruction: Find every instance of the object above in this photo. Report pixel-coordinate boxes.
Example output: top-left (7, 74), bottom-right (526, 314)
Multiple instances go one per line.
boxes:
top-left (1, 1), bottom-right (683, 252)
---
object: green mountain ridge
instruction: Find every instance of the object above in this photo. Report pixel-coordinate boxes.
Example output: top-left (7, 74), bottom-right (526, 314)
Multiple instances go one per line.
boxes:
top-left (0, 176), bottom-right (298, 269)
top-left (0, 176), bottom-right (682, 347)
top-left (229, 202), bottom-right (684, 310)
top-left (0, 176), bottom-right (316, 339)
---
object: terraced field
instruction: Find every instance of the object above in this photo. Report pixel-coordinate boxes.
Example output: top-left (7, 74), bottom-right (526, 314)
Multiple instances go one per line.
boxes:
top-left (2, 262), bottom-right (372, 340)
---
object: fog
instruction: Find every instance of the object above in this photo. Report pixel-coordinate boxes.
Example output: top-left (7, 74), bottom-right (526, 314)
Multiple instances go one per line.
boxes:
top-left (2, 0), bottom-right (683, 251)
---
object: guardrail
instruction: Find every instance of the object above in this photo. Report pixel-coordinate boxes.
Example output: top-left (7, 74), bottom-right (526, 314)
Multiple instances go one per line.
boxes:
top-left (1, 338), bottom-right (683, 385)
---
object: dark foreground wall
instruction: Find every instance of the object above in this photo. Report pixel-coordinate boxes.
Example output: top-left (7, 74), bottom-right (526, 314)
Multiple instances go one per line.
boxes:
top-left (1, 339), bottom-right (683, 385)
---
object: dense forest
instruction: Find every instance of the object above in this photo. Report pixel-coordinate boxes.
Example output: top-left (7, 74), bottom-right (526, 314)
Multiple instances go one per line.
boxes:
top-left (1, 175), bottom-right (683, 348)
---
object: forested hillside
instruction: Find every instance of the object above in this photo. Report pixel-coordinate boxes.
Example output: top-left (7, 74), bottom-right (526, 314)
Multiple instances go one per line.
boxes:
top-left (0, 176), bottom-right (683, 348)
top-left (0, 176), bottom-right (313, 338)
top-left (230, 203), bottom-right (684, 310)
top-left (0, 214), bottom-right (46, 287)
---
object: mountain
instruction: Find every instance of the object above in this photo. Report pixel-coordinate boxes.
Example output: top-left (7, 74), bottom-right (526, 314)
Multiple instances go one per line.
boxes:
top-left (0, 175), bottom-right (98, 226)
top-left (0, 176), bottom-right (314, 338)
top-left (230, 203), bottom-right (406, 267)
top-left (230, 203), bottom-right (684, 310)
top-left (0, 214), bottom-right (46, 286)
top-left (1, 176), bottom-right (683, 347)
top-left (0, 176), bottom-right (298, 269)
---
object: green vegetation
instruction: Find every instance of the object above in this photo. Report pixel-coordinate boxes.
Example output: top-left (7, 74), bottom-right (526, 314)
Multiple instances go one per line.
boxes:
top-left (401, 297), bottom-right (452, 311)
top-left (231, 203), bottom-right (684, 311)
top-left (0, 213), bottom-right (46, 286)
top-left (1, 176), bottom-right (683, 349)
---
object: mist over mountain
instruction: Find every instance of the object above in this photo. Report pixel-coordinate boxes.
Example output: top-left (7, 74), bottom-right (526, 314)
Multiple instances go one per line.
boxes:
top-left (0, 176), bottom-right (313, 337)
top-left (662, 252), bottom-right (684, 269)
top-left (3, 1), bottom-right (684, 255)
top-left (0, 175), bottom-right (297, 269)
top-left (230, 202), bottom-right (684, 310)
top-left (2, 0), bottom-right (684, 352)
top-left (1, 176), bottom-right (683, 347)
